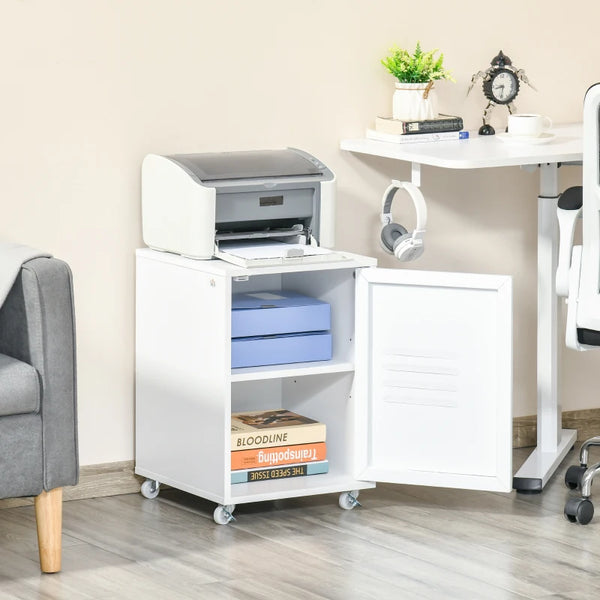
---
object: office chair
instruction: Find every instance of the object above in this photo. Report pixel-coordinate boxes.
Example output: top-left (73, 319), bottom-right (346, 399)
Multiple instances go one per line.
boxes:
top-left (556, 82), bottom-right (600, 524)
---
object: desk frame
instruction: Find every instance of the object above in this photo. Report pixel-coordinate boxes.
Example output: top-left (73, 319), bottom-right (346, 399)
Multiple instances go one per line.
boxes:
top-left (511, 165), bottom-right (576, 492)
top-left (341, 125), bottom-right (583, 492)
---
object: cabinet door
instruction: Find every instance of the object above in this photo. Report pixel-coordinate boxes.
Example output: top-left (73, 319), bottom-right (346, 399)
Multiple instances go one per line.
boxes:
top-left (354, 267), bottom-right (512, 492)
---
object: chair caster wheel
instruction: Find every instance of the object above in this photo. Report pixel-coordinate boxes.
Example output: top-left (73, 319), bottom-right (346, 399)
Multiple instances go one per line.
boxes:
top-left (564, 497), bottom-right (594, 524)
top-left (213, 504), bottom-right (236, 525)
top-left (565, 465), bottom-right (587, 490)
top-left (140, 479), bottom-right (160, 499)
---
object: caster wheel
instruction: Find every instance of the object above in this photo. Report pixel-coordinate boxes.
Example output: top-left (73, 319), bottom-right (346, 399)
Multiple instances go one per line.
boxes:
top-left (564, 497), bottom-right (594, 524)
top-left (140, 479), bottom-right (160, 499)
top-left (338, 490), bottom-right (360, 510)
top-left (213, 504), bottom-right (236, 525)
top-left (565, 465), bottom-right (587, 490)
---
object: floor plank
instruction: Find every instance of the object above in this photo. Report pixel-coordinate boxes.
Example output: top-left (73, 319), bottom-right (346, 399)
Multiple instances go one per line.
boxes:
top-left (1, 447), bottom-right (600, 598)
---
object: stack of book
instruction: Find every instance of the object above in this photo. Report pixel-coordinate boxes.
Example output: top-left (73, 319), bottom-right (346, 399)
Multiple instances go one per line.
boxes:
top-left (230, 409), bottom-right (327, 484)
top-left (366, 114), bottom-right (468, 144)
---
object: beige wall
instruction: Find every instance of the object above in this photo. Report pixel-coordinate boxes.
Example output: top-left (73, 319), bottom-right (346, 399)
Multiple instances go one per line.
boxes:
top-left (0, 0), bottom-right (597, 465)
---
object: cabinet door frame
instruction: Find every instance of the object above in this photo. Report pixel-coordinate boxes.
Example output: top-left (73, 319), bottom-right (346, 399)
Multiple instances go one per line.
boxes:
top-left (353, 267), bottom-right (513, 492)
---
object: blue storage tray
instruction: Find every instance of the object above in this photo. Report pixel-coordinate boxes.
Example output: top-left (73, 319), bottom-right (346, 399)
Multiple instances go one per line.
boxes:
top-left (231, 290), bottom-right (330, 338)
top-left (231, 331), bottom-right (332, 368)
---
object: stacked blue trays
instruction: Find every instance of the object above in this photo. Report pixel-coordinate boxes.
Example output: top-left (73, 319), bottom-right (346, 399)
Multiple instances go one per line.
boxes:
top-left (231, 290), bottom-right (332, 368)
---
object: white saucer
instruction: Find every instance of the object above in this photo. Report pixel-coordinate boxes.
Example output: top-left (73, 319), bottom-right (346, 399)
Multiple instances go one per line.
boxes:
top-left (497, 132), bottom-right (556, 145)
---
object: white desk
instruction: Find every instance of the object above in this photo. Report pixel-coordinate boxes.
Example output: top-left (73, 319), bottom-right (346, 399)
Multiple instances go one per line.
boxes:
top-left (341, 123), bottom-right (583, 492)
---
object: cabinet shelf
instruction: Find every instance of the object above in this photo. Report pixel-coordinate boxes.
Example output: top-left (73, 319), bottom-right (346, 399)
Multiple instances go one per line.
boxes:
top-left (230, 359), bottom-right (355, 382)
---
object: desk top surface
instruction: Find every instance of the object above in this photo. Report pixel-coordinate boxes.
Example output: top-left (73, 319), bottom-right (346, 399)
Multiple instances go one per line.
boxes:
top-left (340, 123), bottom-right (583, 169)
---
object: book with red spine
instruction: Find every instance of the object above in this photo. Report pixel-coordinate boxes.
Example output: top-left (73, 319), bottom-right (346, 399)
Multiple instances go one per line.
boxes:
top-left (231, 442), bottom-right (327, 470)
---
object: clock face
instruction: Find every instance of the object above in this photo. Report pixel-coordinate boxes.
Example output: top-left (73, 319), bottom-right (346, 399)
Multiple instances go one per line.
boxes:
top-left (483, 68), bottom-right (520, 105)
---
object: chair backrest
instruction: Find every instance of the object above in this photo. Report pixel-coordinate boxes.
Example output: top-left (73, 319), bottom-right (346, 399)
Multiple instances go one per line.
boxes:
top-left (577, 82), bottom-right (600, 333)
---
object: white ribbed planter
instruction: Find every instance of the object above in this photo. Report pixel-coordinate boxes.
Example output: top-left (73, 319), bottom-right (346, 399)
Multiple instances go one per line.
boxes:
top-left (392, 82), bottom-right (438, 121)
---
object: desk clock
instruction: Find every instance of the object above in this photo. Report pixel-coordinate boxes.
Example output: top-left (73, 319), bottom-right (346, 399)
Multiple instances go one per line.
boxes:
top-left (468, 50), bottom-right (535, 135)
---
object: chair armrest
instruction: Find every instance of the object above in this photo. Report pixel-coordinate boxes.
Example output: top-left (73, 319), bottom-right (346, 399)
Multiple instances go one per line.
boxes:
top-left (0, 257), bottom-right (78, 490)
top-left (556, 186), bottom-right (583, 297)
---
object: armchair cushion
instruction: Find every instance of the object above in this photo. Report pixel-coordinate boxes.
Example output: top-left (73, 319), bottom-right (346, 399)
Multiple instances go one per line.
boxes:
top-left (0, 353), bottom-right (40, 416)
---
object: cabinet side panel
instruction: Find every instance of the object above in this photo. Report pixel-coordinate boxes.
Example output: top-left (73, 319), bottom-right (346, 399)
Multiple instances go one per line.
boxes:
top-left (135, 255), bottom-right (229, 500)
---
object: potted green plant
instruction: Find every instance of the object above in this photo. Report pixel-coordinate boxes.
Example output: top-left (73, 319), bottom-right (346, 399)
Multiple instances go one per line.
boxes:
top-left (381, 42), bottom-right (453, 121)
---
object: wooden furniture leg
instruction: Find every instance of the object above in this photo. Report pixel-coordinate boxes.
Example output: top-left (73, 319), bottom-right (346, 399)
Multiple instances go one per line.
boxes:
top-left (34, 488), bottom-right (63, 573)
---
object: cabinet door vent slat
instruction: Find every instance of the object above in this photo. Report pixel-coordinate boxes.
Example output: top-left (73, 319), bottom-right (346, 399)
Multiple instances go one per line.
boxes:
top-left (380, 350), bottom-right (460, 408)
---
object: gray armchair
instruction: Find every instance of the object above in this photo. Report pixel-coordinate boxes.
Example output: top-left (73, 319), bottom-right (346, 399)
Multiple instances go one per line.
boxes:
top-left (0, 256), bottom-right (78, 572)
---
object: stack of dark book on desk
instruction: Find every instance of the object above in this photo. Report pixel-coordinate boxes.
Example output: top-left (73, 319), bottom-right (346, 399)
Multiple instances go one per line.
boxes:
top-left (230, 409), bottom-right (328, 484)
top-left (366, 114), bottom-right (468, 144)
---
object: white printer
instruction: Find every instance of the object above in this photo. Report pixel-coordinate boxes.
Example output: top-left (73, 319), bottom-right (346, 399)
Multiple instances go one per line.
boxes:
top-left (142, 148), bottom-right (336, 264)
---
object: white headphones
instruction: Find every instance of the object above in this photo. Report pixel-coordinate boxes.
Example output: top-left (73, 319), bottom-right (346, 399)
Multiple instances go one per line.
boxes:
top-left (380, 179), bottom-right (428, 261)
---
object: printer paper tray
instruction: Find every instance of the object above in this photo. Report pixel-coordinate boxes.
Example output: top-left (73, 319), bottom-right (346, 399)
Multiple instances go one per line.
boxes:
top-left (215, 228), bottom-right (308, 243)
top-left (215, 241), bottom-right (349, 268)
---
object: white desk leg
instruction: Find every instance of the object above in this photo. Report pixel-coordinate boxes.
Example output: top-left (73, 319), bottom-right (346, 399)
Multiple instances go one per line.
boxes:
top-left (411, 162), bottom-right (421, 187)
top-left (513, 163), bottom-right (577, 492)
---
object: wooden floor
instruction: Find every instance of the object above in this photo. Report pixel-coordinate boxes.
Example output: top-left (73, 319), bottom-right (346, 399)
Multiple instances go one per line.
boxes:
top-left (2, 448), bottom-right (600, 599)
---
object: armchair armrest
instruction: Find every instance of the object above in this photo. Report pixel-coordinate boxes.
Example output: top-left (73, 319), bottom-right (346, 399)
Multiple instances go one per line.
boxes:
top-left (0, 257), bottom-right (78, 490)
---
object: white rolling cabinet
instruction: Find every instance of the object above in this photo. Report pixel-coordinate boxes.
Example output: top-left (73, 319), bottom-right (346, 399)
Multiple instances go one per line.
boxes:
top-left (135, 248), bottom-right (513, 523)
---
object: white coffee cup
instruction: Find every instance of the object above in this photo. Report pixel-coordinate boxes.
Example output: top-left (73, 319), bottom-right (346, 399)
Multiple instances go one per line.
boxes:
top-left (507, 113), bottom-right (553, 138)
